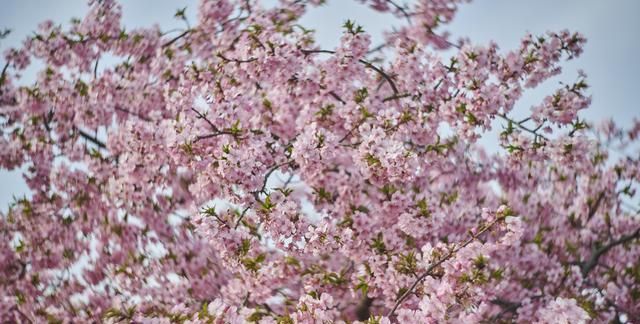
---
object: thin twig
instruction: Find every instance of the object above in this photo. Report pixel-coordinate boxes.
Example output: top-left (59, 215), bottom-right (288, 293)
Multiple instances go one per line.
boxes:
top-left (251, 160), bottom-right (294, 198)
top-left (497, 113), bottom-right (548, 141)
top-left (366, 43), bottom-right (387, 55)
top-left (338, 119), bottom-right (365, 144)
top-left (77, 128), bottom-right (106, 149)
top-left (190, 107), bottom-right (243, 142)
top-left (191, 107), bottom-right (218, 131)
top-left (382, 93), bottom-right (411, 102)
top-left (162, 29), bottom-right (192, 48)
top-left (115, 106), bottom-right (151, 122)
top-left (93, 57), bottom-right (99, 79)
top-left (357, 59), bottom-right (399, 95)
top-left (386, 217), bottom-right (502, 318)
top-left (217, 53), bottom-right (258, 63)
top-left (329, 91), bottom-right (346, 105)
top-left (194, 131), bottom-right (240, 143)
top-left (486, 295), bottom-right (543, 323)
top-left (235, 206), bottom-right (251, 229)
top-left (301, 49), bottom-right (400, 96)
top-left (586, 191), bottom-right (605, 221)
top-left (386, 0), bottom-right (412, 24)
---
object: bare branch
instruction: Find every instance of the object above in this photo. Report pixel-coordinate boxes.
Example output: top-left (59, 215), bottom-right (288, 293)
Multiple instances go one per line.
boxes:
top-left (251, 160), bottom-right (294, 198)
top-left (581, 227), bottom-right (640, 276)
top-left (301, 49), bottom-right (400, 97)
top-left (217, 53), bottom-right (258, 63)
top-left (93, 57), bottom-right (99, 79)
top-left (76, 128), bottom-right (107, 149)
top-left (235, 206), bottom-right (251, 229)
top-left (162, 29), bottom-right (192, 48)
top-left (386, 0), bottom-right (412, 24)
top-left (115, 106), bottom-right (151, 122)
top-left (328, 91), bottom-right (346, 105)
top-left (586, 191), bottom-right (605, 221)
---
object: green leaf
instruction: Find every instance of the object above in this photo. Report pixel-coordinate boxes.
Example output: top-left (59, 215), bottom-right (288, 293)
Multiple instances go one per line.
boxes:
top-left (354, 276), bottom-right (369, 296)
top-left (343, 19), bottom-right (365, 35)
top-left (316, 104), bottom-right (334, 120)
top-left (380, 183), bottom-right (397, 200)
top-left (247, 310), bottom-right (268, 322)
top-left (75, 80), bottom-right (89, 97)
top-left (364, 153), bottom-right (380, 167)
top-left (371, 232), bottom-right (387, 255)
top-left (313, 187), bottom-right (334, 203)
top-left (415, 198), bottom-right (431, 217)
top-left (174, 7), bottom-right (187, 19)
top-left (242, 253), bottom-right (266, 273)
top-left (473, 255), bottom-right (488, 269)
top-left (263, 98), bottom-right (273, 110)
top-left (238, 239), bottom-right (251, 256)
top-left (202, 205), bottom-right (217, 217)
top-left (260, 195), bottom-right (276, 213)
top-left (354, 87), bottom-right (369, 104)
top-left (395, 251), bottom-right (418, 275)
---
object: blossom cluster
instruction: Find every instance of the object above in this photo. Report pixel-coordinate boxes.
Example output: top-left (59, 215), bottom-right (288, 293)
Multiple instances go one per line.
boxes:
top-left (1, 0), bottom-right (639, 323)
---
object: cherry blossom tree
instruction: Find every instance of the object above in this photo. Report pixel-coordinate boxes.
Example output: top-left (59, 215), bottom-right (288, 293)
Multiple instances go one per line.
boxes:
top-left (1, 0), bottom-right (639, 323)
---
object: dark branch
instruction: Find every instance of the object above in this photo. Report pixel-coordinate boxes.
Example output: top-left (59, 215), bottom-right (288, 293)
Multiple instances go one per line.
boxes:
top-left (386, 217), bottom-right (502, 318)
top-left (586, 191), bottom-right (605, 221)
top-left (115, 106), bottom-right (151, 122)
top-left (383, 93), bottom-right (411, 102)
top-left (338, 119), bottom-right (365, 144)
top-left (93, 57), bottom-right (99, 79)
top-left (77, 128), bottom-right (106, 149)
top-left (162, 29), bottom-right (192, 48)
top-left (357, 58), bottom-right (399, 95)
top-left (328, 91), bottom-right (346, 105)
top-left (497, 113), bottom-right (549, 141)
top-left (190, 107), bottom-right (217, 131)
top-left (301, 49), bottom-right (400, 97)
top-left (251, 160), bottom-right (294, 201)
top-left (487, 295), bottom-right (543, 323)
top-left (235, 206), bottom-right (251, 229)
top-left (581, 227), bottom-right (640, 276)
top-left (190, 107), bottom-right (243, 142)
top-left (217, 53), bottom-right (258, 63)
top-left (1, 59), bottom-right (11, 86)
top-left (386, 0), bottom-right (412, 24)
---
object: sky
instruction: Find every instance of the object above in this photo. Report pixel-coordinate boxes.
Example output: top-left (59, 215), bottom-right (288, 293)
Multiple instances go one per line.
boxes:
top-left (1, 0), bottom-right (640, 210)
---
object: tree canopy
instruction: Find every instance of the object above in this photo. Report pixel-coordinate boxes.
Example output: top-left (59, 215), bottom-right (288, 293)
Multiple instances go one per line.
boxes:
top-left (1, 0), bottom-right (639, 323)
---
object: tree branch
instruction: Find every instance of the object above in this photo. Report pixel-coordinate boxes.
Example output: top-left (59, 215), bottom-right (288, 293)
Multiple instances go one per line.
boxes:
top-left (115, 106), bottom-right (151, 122)
top-left (581, 227), bottom-right (640, 276)
top-left (586, 191), bottom-right (604, 221)
top-left (162, 29), bottom-right (192, 48)
top-left (486, 295), bottom-right (544, 323)
top-left (386, 217), bottom-right (502, 318)
top-left (301, 49), bottom-right (400, 96)
top-left (497, 113), bottom-right (548, 141)
top-left (251, 160), bottom-right (294, 199)
top-left (76, 128), bottom-right (107, 149)
top-left (235, 206), bottom-right (251, 229)
top-left (194, 131), bottom-right (241, 142)
top-left (328, 91), bottom-right (346, 105)
top-left (217, 53), bottom-right (258, 63)
top-left (1, 59), bottom-right (11, 86)
top-left (386, 0), bottom-right (412, 24)
top-left (190, 107), bottom-right (243, 142)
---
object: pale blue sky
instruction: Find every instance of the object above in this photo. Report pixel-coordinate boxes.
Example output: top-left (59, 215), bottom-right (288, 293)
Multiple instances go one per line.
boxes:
top-left (1, 0), bottom-right (640, 210)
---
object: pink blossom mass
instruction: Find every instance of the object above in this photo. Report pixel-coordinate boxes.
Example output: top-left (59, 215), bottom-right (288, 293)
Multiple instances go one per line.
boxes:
top-left (1, 0), bottom-right (639, 323)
